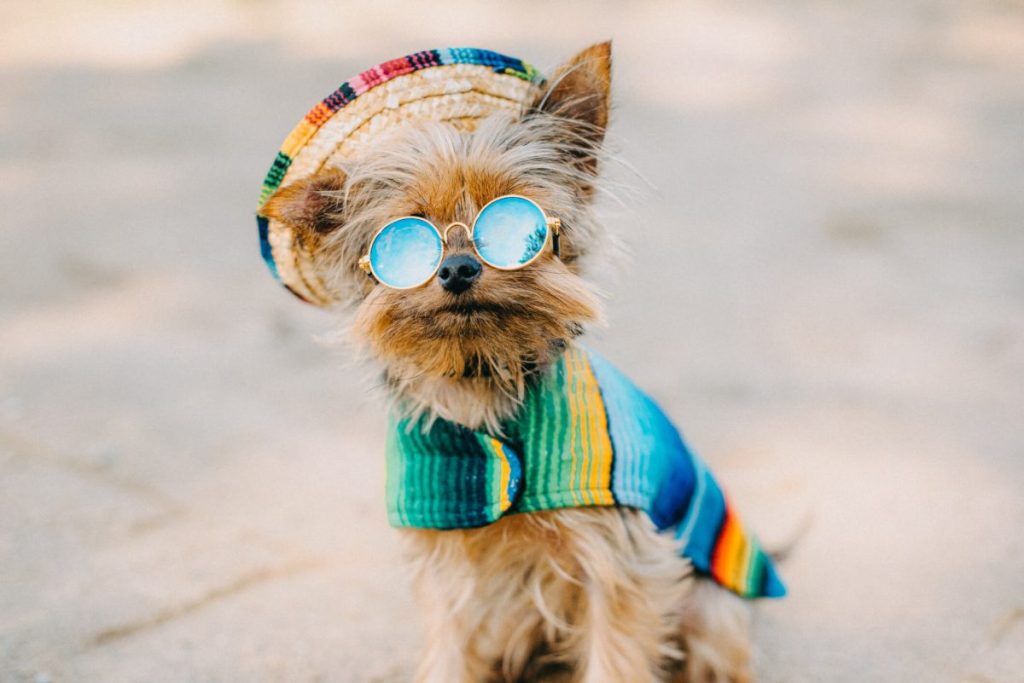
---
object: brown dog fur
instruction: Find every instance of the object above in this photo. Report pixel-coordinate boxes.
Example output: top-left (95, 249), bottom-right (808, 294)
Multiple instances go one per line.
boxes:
top-left (260, 41), bottom-right (755, 682)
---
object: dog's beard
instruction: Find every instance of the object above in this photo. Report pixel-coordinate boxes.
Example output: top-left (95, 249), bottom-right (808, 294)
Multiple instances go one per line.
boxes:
top-left (354, 260), bottom-right (600, 431)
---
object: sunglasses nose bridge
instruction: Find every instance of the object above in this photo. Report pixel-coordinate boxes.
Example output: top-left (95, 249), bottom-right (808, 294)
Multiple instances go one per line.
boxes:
top-left (442, 221), bottom-right (472, 246)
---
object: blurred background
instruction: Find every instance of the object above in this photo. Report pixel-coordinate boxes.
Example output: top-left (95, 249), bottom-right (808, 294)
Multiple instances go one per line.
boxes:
top-left (2, 1), bottom-right (1022, 681)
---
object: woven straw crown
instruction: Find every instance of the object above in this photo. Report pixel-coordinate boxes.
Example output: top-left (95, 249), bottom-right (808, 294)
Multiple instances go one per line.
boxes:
top-left (256, 48), bottom-right (542, 305)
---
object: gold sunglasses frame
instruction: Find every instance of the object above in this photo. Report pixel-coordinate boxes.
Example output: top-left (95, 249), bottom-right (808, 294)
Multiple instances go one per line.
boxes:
top-left (358, 194), bottom-right (561, 290)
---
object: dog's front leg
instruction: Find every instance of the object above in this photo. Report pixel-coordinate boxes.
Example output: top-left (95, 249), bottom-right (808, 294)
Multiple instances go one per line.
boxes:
top-left (411, 549), bottom-right (495, 683)
top-left (414, 612), bottom-right (483, 683)
top-left (413, 592), bottom-right (496, 683)
top-left (573, 567), bottom-right (669, 683)
top-left (573, 573), bottom-right (666, 683)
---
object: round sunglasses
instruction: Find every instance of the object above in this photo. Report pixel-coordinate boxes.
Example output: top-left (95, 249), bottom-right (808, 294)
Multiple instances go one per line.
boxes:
top-left (358, 195), bottom-right (561, 290)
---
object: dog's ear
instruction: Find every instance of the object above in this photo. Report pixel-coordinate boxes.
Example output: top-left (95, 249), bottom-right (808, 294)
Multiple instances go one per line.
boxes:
top-left (528, 41), bottom-right (611, 172)
top-left (258, 167), bottom-right (347, 236)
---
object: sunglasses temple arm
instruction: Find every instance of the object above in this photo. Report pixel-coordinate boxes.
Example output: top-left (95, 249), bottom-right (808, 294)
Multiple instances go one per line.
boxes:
top-left (358, 254), bottom-right (377, 280)
top-left (549, 218), bottom-right (561, 258)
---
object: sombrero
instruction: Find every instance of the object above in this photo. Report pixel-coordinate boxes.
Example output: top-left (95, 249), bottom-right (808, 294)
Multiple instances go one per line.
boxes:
top-left (256, 48), bottom-right (543, 305)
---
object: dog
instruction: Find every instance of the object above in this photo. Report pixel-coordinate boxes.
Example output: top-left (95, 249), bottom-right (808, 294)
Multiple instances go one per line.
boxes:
top-left (257, 42), bottom-right (781, 683)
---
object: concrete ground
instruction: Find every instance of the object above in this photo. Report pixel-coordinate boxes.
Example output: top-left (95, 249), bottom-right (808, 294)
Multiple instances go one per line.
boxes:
top-left (1, 1), bottom-right (1022, 681)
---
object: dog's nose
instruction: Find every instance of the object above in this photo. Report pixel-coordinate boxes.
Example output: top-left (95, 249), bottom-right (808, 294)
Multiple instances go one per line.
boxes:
top-left (437, 253), bottom-right (482, 294)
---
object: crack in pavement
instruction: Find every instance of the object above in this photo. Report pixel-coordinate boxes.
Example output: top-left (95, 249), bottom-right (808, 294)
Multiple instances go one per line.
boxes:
top-left (89, 558), bottom-right (323, 648)
top-left (0, 429), bottom-right (183, 518)
top-left (989, 607), bottom-right (1024, 644)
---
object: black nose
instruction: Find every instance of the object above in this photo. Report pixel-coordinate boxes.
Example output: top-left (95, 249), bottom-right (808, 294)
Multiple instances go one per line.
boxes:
top-left (437, 253), bottom-right (482, 294)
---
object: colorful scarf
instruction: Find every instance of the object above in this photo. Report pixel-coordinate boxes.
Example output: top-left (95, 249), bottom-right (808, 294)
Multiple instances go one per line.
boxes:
top-left (386, 347), bottom-right (786, 599)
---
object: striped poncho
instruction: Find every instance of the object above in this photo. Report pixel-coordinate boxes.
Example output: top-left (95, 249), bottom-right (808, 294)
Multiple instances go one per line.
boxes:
top-left (386, 347), bottom-right (786, 599)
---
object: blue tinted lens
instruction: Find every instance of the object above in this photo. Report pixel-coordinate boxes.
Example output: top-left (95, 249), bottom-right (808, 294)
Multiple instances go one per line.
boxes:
top-left (369, 217), bottom-right (443, 289)
top-left (473, 196), bottom-right (548, 268)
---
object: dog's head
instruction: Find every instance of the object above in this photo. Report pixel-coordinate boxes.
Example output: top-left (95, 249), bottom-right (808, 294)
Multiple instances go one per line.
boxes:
top-left (259, 43), bottom-right (613, 426)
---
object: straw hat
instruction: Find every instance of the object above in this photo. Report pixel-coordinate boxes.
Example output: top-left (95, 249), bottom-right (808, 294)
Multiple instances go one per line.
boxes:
top-left (256, 48), bottom-right (542, 305)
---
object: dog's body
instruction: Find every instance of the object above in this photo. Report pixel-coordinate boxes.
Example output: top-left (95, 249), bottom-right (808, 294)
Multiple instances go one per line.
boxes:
top-left (260, 42), bottom-right (761, 682)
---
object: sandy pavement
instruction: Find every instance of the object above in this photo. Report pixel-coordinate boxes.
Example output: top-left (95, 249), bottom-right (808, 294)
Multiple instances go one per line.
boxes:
top-left (1, 2), bottom-right (1022, 681)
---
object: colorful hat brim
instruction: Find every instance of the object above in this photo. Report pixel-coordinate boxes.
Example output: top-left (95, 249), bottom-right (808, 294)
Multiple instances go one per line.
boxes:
top-left (256, 48), bottom-right (542, 305)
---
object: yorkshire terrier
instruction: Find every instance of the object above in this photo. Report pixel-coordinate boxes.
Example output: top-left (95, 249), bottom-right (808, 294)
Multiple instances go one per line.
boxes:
top-left (259, 42), bottom-right (779, 683)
